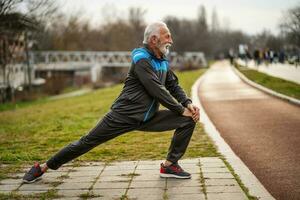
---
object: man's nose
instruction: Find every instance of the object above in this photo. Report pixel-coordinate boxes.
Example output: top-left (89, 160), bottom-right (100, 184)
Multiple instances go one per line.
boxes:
top-left (169, 37), bottom-right (173, 44)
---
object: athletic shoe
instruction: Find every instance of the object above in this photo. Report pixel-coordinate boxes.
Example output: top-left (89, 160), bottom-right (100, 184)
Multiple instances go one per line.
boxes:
top-left (22, 162), bottom-right (44, 183)
top-left (160, 163), bottom-right (191, 179)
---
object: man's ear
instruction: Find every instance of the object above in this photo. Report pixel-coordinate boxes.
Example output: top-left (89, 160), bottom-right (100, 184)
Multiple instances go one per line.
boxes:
top-left (150, 35), bottom-right (158, 45)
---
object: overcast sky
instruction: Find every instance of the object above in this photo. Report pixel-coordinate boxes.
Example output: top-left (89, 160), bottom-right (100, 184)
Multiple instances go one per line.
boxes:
top-left (57, 0), bottom-right (299, 35)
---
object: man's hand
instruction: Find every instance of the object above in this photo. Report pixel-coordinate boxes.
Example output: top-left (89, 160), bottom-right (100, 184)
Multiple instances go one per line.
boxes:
top-left (187, 104), bottom-right (200, 122)
top-left (182, 106), bottom-right (200, 122)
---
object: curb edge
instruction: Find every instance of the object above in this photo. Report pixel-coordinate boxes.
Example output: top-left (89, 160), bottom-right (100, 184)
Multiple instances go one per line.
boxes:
top-left (231, 65), bottom-right (300, 106)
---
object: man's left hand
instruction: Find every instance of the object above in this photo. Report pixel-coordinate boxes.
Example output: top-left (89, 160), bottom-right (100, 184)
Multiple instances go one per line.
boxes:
top-left (187, 104), bottom-right (200, 122)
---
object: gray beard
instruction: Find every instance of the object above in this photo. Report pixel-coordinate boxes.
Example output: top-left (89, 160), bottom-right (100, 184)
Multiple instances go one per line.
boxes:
top-left (158, 43), bottom-right (171, 57)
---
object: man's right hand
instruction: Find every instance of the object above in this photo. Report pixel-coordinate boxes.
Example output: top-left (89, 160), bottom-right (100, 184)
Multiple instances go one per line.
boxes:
top-left (182, 108), bottom-right (198, 122)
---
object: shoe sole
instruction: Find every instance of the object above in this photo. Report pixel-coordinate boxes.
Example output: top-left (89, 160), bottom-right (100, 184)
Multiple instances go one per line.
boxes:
top-left (160, 173), bottom-right (191, 179)
top-left (22, 177), bottom-right (42, 184)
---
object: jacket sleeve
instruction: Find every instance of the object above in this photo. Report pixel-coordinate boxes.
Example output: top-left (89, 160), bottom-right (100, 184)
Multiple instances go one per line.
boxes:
top-left (134, 59), bottom-right (185, 115)
top-left (165, 69), bottom-right (192, 107)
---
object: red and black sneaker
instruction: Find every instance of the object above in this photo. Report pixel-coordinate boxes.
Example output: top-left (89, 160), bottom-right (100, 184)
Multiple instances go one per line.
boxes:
top-left (22, 162), bottom-right (44, 183)
top-left (160, 163), bottom-right (191, 179)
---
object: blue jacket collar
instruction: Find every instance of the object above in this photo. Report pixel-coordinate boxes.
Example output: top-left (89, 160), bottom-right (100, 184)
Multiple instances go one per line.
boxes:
top-left (143, 44), bottom-right (167, 61)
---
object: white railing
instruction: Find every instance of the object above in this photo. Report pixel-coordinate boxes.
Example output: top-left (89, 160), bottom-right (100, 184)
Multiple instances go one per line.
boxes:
top-left (30, 51), bottom-right (207, 68)
top-left (0, 51), bottom-right (207, 89)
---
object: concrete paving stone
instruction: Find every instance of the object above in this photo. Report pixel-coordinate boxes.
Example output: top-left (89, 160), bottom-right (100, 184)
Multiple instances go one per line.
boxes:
top-left (178, 163), bottom-right (200, 168)
top-left (179, 158), bottom-right (200, 164)
top-left (133, 174), bottom-right (162, 181)
top-left (127, 194), bottom-right (164, 200)
top-left (98, 175), bottom-right (131, 182)
top-left (92, 188), bottom-right (126, 198)
top-left (167, 179), bottom-right (200, 188)
top-left (0, 178), bottom-right (22, 185)
top-left (52, 167), bottom-right (73, 172)
top-left (169, 174), bottom-right (200, 182)
top-left (200, 157), bottom-right (222, 163)
top-left (206, 192), bottom-right (248, 200)
top-left (67, 170), bottom-right (100, 177)
top-left (168, 193), bottom-right (205, 200)
top-left (62, 176), bottom-right (95, 183)
top-left (138, 160), bottom-right (164, 165)
top-left (57, 189), bottom-right (89, 197)
top-left (93, 181), bottom-right (129, 189)
top-left (127, 188), bottom-right (164, 198)
top-left (166, 186), bottom-right (203, 194)
top-left (203, 172), bottom-right (234, 179)
top-left (76, 161), bottom-right (105, 166)
top-left (104, 165), bottom-right (136, 171)
top-left (33, 178), bottom-right (61, 185)
top-left (18, 183), bottom-right (52, 191)
top-left (206, 185), bottom-right (244, 193)
top-left (56, 182), bottom-right (93, 190)
top-left (41, 176), bottom-right (63, 183)
top-left (0, 184), bottom-right (19, 191)
top-left (130, 180), bottom-right (165, 188)
top-left (11, 173), bottom-right (26, 179)
top-left (205, 178), bottom-right (238, 186)
top-left (17, 190), bottom-right (50, 195)
top-left (201, 162), bottom-right (226, 168)
top-left (101, 169), bottom-right (135, 176)
top-left (136, 165), bottom-right (159, 170)
top-left (202, 167), bottom-right (230, 173)
top-left (110, 161), bottom-right (139, 166)
top-left (134, 170), bottom-right (158, 176)
top-left (72, 166), bottom-right (104, 171)
top-left (43, 171), bottom-right (69, 178)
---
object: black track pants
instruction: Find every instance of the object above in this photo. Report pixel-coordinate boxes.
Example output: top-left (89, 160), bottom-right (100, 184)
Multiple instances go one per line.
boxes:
top-left (46, 110), bottom-right (196, 170)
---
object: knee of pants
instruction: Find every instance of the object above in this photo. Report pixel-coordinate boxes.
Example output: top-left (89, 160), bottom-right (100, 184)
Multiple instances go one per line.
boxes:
top-left (71, 135), bottom-right (98, 149)
top-left (182, 116), bottom-right (196, 128)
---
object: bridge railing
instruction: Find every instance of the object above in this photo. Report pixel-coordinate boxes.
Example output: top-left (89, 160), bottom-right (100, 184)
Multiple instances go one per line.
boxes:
top-left (30, 51), bottom-right (207, 68)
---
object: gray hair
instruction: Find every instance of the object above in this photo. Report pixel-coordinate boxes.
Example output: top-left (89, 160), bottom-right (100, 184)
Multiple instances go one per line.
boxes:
top-left (143, 21), bottom-right (168, 44)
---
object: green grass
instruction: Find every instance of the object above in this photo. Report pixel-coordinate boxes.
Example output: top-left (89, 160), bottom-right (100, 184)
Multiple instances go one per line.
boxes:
top-left (235, 62), bottom-right (300, 100)
top-left (0, 98), bottom-right (49, 112)
top-left (0, 86), bottom-right (89, 112)
top-left (0, 68), bottom-right (219, 180)
top-left (0, 189), bottom-right (59, 200)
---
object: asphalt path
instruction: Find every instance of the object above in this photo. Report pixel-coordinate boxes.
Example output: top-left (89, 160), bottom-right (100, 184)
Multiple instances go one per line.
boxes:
top-left (198, 61), bottom-right (300, 200)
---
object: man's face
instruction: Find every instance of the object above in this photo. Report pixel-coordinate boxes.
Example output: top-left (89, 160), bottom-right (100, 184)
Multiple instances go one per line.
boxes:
top-left (155, 27), bottom-right (173, 56)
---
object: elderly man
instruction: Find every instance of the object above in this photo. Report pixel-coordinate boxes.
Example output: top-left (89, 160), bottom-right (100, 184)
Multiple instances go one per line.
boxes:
top-left (23, 21), bottom-right (200, 183)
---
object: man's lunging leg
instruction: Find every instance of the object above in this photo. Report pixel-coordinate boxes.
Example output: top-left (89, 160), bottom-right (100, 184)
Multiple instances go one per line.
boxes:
top-left (138, 110), bottom-right (196, 179)
top-left (23, 112), bottom-right (136, 183)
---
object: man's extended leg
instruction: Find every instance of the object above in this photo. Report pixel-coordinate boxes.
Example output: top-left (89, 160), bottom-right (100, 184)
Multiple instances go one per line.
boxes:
top-left (137, 110), bottom-right (196, 178)
top-left (23, 111), bottom-right (137, 183)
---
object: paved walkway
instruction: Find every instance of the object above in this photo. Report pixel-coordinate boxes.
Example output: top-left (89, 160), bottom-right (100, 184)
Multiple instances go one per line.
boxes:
top-left (49, 88), bottom-right (92, 101)
top-left (237, 59), bottom-right (300, 84)
top-left (199, 61), bottom-right (300, 200)
top-left (0, 158), bottom-right (248, 199)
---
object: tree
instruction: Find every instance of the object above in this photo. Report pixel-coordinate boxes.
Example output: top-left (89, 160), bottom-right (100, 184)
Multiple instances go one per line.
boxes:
top-left (128, 7), bottom-right (146, 47)
top-left (211, 7), bottom-right (220, 32)
top-left (0, 0), bottom-right (57, 102)
top-left (279, 4), bottom-right (300, 48)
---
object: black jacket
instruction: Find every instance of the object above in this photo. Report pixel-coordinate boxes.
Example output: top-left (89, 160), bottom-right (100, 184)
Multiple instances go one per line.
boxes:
top-left (111, 45), bottom-right (192, 123)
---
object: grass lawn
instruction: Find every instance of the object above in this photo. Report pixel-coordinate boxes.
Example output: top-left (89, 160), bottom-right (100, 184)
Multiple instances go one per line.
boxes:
top-left (0, 68), bottom-right (219, 180)
top-left (234, 63), bottom-right (300, 100)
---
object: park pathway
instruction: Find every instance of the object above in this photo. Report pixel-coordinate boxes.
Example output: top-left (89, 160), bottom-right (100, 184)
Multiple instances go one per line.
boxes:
top-left (0, 158), bottom-right (248, 199)
top-left (198, 61), bottom-right (300, 200)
